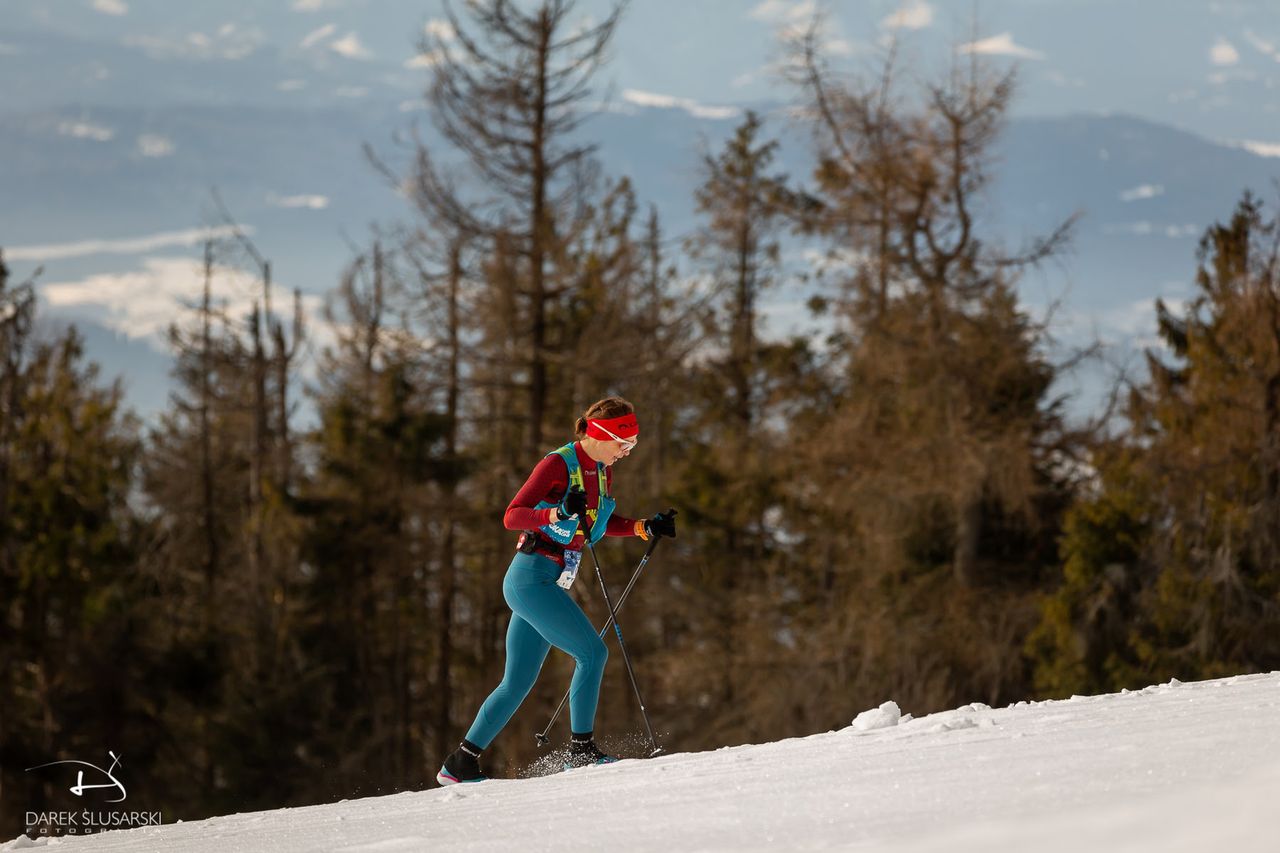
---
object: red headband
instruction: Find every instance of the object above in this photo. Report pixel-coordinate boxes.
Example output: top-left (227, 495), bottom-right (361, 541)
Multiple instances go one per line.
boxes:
top-left (585, 413), bottom-right (639, 442)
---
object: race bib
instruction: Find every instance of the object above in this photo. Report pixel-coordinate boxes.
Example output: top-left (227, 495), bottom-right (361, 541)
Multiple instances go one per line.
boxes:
top-left (556, 549), bottom-right (583, 589)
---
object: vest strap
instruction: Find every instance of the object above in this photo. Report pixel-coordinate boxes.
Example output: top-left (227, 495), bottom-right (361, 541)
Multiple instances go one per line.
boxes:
top-left (532, 442), bottom-right (614, 546)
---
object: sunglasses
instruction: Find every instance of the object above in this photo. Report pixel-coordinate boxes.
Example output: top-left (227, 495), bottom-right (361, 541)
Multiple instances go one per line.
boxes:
top-left (594, 422), bottom-right (638, 452)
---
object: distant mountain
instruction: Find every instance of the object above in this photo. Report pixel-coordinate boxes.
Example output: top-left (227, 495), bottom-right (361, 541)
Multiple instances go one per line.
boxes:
top-left (3, 97), bottom-right (1278, 420)
top-left (5, 0), bottom-right (1280, 422)
top-left (997, 112), bottom-right (1280, 303)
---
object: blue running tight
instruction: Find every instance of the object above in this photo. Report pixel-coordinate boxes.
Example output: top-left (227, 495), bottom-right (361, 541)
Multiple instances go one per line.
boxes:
top-left (464, 552), bottom-right (608, 748)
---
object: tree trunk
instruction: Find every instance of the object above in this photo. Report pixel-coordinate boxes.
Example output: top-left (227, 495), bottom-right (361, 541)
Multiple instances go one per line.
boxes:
top-left (434, 242), bottom-right (463, 761)
top-left (527, 8), bottom-right (552, 458)
top-left (200, 242), bottom-right (219, 609)
top-left (954, 495), bottom-right (981, 587)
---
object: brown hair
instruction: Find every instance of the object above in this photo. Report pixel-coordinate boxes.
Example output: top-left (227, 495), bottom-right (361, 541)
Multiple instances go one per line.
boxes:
top-left (575, 396), bottom-right (635, 438)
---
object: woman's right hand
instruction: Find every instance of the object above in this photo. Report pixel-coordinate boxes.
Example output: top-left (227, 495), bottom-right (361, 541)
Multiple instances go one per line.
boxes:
top-left (560, 488), bottom-right (588, 520)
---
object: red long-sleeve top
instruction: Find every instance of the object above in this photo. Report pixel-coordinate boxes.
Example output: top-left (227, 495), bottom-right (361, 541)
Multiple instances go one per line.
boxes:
top-left (504, 441), bottom-right (639, 565)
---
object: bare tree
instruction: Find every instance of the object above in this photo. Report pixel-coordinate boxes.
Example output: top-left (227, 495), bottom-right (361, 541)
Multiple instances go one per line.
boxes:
top-left (410, 0), bottom-right (625, 457)
top-left (792, 23), bottom-right (1075, 588)
top-left (778, 23), bottom-right (1080, 714)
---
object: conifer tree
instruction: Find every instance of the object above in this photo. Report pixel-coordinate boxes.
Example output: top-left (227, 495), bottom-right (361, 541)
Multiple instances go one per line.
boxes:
top-left (0, 255), bottom-right (144, 831)
top-left (297, 242), bottom-right (460, 792)
top-left (141, 240), bottom-right (312, 815)
top-left (1030, 193), bottom-right (1280, 694)
top-left (654, 112), bottom-right (809, 743)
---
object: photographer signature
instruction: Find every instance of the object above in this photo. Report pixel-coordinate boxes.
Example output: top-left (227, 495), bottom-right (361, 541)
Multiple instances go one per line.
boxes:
top-left (26, 751), bottom-right (127, 802)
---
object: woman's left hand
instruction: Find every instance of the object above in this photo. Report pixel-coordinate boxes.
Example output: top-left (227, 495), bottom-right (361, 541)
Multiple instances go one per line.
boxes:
top-left (644, 508), bottom-right (678, 539)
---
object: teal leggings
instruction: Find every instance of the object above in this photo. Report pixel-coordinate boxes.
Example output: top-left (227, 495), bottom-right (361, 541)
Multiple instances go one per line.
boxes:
top-left (464, 552), bottom-right (608, 748)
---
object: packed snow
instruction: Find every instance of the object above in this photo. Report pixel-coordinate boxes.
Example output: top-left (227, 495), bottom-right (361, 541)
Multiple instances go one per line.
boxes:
top-left (851, 699), bottom-right (902, 731)
top-left (6, 673), bottom-right (1279, 852)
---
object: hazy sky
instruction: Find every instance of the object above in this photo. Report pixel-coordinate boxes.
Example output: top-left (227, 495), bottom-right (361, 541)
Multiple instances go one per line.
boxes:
top-left (3, 0), bottom-right (1279, 144)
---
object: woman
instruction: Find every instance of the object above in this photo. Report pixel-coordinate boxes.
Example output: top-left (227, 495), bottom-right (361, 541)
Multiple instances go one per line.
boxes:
top-left (437, 396), bottom-right (678, 785)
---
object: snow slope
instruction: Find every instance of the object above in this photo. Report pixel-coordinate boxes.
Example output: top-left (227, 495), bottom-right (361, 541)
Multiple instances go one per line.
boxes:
top-left (7, 673), bottom-right (1280, 852)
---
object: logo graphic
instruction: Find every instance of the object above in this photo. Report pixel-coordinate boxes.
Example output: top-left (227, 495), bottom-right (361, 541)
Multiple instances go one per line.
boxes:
top-left (26, 751), bottom-right (127, 802)
top-left (24, 750), bottom-right (161, 837)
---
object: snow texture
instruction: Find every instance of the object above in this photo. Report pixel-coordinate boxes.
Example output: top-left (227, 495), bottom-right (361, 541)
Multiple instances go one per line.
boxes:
top-left (851, 700), bottom-right (901, 731)
top-left (5, 673), bottom-right (1280, 852)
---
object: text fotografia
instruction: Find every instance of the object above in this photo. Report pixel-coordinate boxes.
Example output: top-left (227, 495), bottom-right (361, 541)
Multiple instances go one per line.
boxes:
top-left (25, 810), bottom-right (163, 835)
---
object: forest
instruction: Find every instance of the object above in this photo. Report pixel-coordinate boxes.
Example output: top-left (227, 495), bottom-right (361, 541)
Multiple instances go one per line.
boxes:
top-left (3, 0), bottom-right (1279, 831)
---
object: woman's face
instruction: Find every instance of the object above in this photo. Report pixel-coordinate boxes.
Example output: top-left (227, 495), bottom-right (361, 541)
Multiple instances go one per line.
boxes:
top-left (586, 434), bottom-right (636, 466)
top-left (605, 437), bottom-right (636, 466)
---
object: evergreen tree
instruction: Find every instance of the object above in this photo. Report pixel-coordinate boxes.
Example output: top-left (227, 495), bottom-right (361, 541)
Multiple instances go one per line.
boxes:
top-left (653, 112), bottom-right (816, 744)
top-left (297, 242), bottom-right (461, 793)
top-left (1030, 193), bottom-right (1280, 694)
top-left (0, 254), bottom-right (145, 832)
top-left (141, 241), bottom-right (311, 815)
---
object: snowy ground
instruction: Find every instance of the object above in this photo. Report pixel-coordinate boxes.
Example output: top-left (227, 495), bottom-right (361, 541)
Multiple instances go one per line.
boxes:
top-left (6, 672), bottom-right (1280, 852)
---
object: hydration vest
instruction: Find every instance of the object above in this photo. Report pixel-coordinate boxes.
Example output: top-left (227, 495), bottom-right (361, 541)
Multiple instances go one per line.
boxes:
top-left (534, 443), bottom-right (616, 547)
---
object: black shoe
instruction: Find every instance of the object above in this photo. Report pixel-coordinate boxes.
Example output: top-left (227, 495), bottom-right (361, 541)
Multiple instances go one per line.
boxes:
top-left (437, 742), bottom-right (487, 785)
top-left (563, 737), bottom-right (619, 770)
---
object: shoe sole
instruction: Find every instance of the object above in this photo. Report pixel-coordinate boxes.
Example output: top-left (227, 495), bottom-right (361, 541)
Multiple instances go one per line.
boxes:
top-left (436, 769), bottom-right (486, 786)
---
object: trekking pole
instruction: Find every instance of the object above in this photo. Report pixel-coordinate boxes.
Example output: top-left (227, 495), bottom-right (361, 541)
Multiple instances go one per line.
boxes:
top-left (535, 536), bottom-right (662, 747)
top-left (583, 536), bottom-right (663, 757)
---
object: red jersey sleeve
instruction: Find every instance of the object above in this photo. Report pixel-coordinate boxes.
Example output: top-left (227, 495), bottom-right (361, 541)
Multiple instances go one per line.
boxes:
top-left (503, 455), bottom-right (568, 531)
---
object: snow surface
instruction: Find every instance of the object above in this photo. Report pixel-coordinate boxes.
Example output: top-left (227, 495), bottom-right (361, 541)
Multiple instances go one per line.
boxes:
top-left (851, 700), bottom-right (901, 731)
top-left (6, 673), bottom-right (1280, 852)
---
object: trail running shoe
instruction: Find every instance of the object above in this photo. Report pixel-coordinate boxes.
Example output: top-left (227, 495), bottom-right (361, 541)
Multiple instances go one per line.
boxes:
top-left (436, 743), bottom-right (488, 785)
top-left (563, 737), bottom-right (619, 770)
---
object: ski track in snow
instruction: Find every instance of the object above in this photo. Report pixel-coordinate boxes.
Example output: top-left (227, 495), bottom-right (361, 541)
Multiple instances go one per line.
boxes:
top-left (6, 673), bottom-right (1280, 852)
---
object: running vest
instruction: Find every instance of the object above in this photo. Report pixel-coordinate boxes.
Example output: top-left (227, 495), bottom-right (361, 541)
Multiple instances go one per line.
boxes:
top-left (534, 443), bottom-right (616, 547)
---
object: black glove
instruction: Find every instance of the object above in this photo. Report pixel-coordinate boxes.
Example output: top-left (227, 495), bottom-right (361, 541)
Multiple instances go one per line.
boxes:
top-left (560, 488), bottom-right (588, 520)
top-left (644, 508), bottom-right (678, 539)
